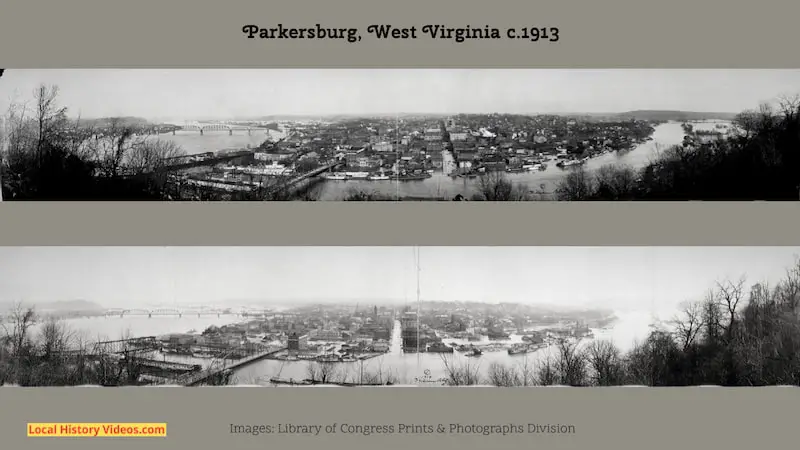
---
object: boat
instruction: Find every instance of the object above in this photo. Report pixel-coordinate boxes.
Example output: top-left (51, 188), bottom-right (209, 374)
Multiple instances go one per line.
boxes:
top-left (391, 173), bottom-right (431, 181)
top-left (427, 343), bottom-right (454, 353)
top-left (508, 344), bottom-right (528, 355)
top-left (368, 173), bottom-right (390, 181)
top-left (521, 335), bottom-right (544, 343)
top-left (324, 172), bottom-right (348, 180)
top-left (465, 347), bottom-right (482, 357)
top-left (270, 377), bottom-right (313, 386)
top-left (508, 344), bottom-right (538, 355)
top-left (556, 159), bottom-right (584, 168)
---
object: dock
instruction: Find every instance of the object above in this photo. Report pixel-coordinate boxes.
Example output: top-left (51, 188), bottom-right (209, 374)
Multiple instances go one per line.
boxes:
top-left (177, 346), bottom-right (286, 386)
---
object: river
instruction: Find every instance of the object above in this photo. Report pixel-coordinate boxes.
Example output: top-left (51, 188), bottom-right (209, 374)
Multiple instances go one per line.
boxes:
top-left (232, 311), bottom-right (660, 386)
top-left (317, 121), bottom-right (690, 200)
top-left (147, 128), bottom-right (286, 155)
top-left (16, 309), bottom-right (668, 386)
top-left (154, 120), bottom-right (729, 201)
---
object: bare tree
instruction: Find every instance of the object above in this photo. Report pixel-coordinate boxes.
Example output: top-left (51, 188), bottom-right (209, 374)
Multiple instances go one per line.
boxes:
top-left (701, 290), bottom-right (724, 345)
top-left (777, 257), bottom-right (800, 313)
top-left (671, 301), bottom-right (705, 350)
top-left (777, 94), bottom-right (800, 122)
top-left (593, 164), bottom-right (638, 200)
top-left (733, 110), bottom-right (760, 138)
top-left (584, 340), bottom-right (624, 386)
top-left (515, 352), bottom-right (536, 386)
top-left (34, 84), bottom-right (67, 158)
top-left (39, 318), bottom-right (73, 361)
top-left (473, 171), bottom-right (528, 201)
top-left (716, 277), bottom-right (746, 341)
top-left (535, 353), bottom-right (558, 386)
top-left (306, 361), bottom-right (339, 384)
top-left (487, 362), bottom-right (521, 387)
top-left (554, 338), bottom-right (588, 386)
top-left (555, 166), bottom-right (596, 201)
top-left (126, 140), bottom-right (183, 174)
top-left (439, 354), bottom-right (480, 386)
top-left (1, 302), bottom-right (36, 359)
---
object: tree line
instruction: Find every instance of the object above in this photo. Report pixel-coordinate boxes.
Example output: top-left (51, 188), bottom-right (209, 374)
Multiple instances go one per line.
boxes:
top-left (0, 302), bottom-right (233, 386)
top-left (0, 84), bottom-right (320, 201)
top-left (553, 95), bottom-right (800, 201)
top-left (438, 257), bottom-right (800, 387)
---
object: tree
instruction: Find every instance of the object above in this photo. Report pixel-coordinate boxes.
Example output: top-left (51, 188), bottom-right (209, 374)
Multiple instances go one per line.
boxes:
top-left (584, 340), bottom-right (624, 386)
top-left (671, 301), bottom-right (705, 351)
top-left (439, 354), bottom-right (480, 386)
top-left (555, 166), bottom-right (595, 201)
top-left (554, 338), bottom-right (587, 386)
top-left (306, 361), bottom-right (339, 384)
top-left (716, 277), bottom-right (746, 342)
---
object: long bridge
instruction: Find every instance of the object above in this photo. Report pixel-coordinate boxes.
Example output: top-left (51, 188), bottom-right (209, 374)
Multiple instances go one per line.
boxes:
top-left (180, 122), bottom-right (275, 136)
top-left (180, 346), bottom-right (285, 386)
top-left (104, 308), bottom-right (228, 318)
top-left (287, 162), bottom-right (343, 185)
top-left (136, 345), bottom-right (286, 386)
top-left (103, 307), bottom-right (277, 318)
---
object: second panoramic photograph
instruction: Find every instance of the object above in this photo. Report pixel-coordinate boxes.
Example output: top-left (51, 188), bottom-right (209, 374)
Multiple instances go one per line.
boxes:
top-left (1, 69), bottom-right (799, 201)
top-left (2, 246), bottom-right (800, 387)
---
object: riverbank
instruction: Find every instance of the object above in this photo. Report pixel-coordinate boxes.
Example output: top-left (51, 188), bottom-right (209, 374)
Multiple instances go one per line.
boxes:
top-left (316, 121), bottom-right (693, 200)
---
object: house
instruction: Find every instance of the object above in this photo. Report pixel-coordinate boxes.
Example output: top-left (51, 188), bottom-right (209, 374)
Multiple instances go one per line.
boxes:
top-left (449, 131), bottom-right (469, 142)
top-left (373, 142), bottom-right (394, 152)
top-left (424, 128), bottom-right (443, 142)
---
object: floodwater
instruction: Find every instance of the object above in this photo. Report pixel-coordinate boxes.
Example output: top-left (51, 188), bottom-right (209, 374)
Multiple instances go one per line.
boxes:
top-left (158, 120), bottom-right (730, 201)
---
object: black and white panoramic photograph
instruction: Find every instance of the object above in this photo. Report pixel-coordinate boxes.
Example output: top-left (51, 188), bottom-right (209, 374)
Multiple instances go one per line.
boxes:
top-left (1, 69), bottom-right (799, 201)
top-left (2, 246), bottom-right (800, 387)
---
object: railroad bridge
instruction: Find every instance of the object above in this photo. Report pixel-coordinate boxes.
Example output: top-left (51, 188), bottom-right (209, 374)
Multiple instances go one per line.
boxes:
top-left (104, 307), bottom-right (226, 318)
top-left (181, 122), bottom-right (265, 135)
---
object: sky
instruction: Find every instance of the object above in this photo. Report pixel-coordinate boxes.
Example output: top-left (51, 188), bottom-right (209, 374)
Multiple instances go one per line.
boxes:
top-left (1, 247), bottom-right (798, 315)
top-left (1, 69), bottom-right (799, 119)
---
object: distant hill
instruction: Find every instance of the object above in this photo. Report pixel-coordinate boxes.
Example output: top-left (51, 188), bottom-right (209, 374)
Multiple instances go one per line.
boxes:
top-left (75, 117), bottom-right (151, 128)
top-left (612, 110), bottom-right (738, 121)
top-left (0, 300), bottom-right (104, 314)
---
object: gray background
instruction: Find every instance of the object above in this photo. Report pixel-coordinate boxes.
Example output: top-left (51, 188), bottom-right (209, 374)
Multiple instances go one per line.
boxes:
top-left (2, 388), bottom-right (798, 449)
top-left (2, 0), bottom-right (800, 448)
top-left (1, 0), bottom-right (799, 67)
top-left (0, 203), bottom-right (799, 245)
